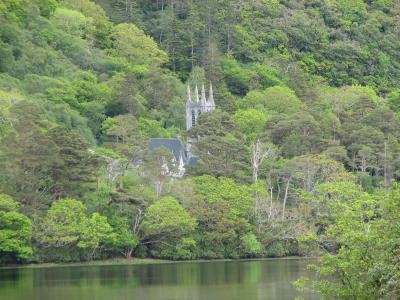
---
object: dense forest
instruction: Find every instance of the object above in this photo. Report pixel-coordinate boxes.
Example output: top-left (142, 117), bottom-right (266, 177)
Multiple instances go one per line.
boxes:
top-left (1, 0), bottom-right (400, 298)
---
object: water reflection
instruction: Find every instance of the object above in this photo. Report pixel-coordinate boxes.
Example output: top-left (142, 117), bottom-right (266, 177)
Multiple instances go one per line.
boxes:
top-left (0, 259), bottom-right (319, 300)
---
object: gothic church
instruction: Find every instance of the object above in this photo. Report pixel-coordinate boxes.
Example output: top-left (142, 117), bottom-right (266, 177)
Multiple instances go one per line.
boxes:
top-left (149, 83), bottom-right (216, 176)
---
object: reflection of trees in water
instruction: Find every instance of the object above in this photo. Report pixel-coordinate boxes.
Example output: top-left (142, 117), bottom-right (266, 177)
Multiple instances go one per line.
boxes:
top-left (1, 260), bottom-right (318, 300)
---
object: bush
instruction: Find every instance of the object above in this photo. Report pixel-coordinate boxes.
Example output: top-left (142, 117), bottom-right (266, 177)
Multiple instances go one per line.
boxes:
top-left (264, 241), bottom-right (289, 257)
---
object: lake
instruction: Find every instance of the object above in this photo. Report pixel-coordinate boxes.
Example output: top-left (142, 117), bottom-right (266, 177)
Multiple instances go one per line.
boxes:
top-left (0, 258), bottom-right (319, 300)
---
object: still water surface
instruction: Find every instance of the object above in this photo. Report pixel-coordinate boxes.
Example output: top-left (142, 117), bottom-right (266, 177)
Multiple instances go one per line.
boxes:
top-left (0, 258), bottom-right (318, 300)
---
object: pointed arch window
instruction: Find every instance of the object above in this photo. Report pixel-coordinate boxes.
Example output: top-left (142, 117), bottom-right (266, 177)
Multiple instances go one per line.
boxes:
top-left (191, 110), bottom-right (196, 126)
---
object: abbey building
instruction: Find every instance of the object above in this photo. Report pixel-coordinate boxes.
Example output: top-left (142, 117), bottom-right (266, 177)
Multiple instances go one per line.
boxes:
top-left (149, 83), bottom-right (215, 176)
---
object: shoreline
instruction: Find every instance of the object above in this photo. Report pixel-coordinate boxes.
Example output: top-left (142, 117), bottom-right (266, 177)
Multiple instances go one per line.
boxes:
top-left (0, 256), bottom-right (318, 270)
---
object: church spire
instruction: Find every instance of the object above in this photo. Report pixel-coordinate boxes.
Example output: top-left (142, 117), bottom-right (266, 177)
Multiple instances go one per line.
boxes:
top-left (186, 85), bottom-right (191, 103)
top-left (194, 85), bottom-right (199, 103)
top-left (209, 83), bottom-right (215, 107)
top-left (201, 84), bottom-right (207, 107)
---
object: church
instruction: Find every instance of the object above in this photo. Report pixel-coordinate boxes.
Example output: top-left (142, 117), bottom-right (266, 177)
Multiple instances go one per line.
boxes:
top-left (149, 83), bottom-right (216, 176)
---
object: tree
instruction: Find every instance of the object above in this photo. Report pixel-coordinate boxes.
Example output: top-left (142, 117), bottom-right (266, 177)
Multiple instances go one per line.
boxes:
top-left (108, 182), bottom-right (157, 257)
top-left (47, 127), bottom-right (103, 199)
top-left (190, 135), bottom-right (248, 179)
top-left (140, 196), bottom-right (196, 247)
top-left (189, 175), bottom-right (256, 258)
top-left (0, 102), bottom-right (58, 208)
top-left (250, 139), bottom-right (276, 182)
top-left (187, 110), bottom-right (236, 138)
top-left (269, 112), bottom-right (325, 157)
top-left (142, 147), bottom-right (178, 196)
top-left (51, 7), bottom-right (94, 37)
top-left (106, 114), bottom-right (147, 189)
top-left (0, 0), bottom-right (30, 23)
top-left (274, 155), bottom-right (350, 221)
top-left (299, 185), bottom-right (400, 299)
top-left (388, 89), bottom-right (400, 113)
top-left (36, 199), bottom-right (114, 259)
top-left (0, 194), bottom-right (32, 263)
top-left (108, 216), bottom-right (139, 258)
top-left (220, 57), bottom-right (254, 95)
top-left (78, 213), bottom-right (115, 258)
top-left (137, 118), bottom-right (174, 138)
top-left (233, 109), bottom-right (267, 140)
top-left (236, 86), bottom-right (304, 115)
top-left (36, 199), bottom-right (88, 248)
top-left (342, 125), bottom-right (385, 173)
top-left (106, 114), bottom-right (137, 145)
top-left (187, 110), bottom-right (248, 180)
top-left (0, 105), bottom-right (102, 207)
top-left (111, 23), bottom-right (168, 67)
top-left (62, 0), bottom-right (113, 48)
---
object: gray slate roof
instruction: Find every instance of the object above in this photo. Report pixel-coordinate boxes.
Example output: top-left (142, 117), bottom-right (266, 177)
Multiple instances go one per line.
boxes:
top-left (149, 138), bottom-right (199, 166)
top-left (149, 138), bottom-right (186, 162)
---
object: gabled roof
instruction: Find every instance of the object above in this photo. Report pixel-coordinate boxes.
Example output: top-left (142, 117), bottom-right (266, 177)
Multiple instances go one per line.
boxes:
top-left (148, 138), bottom-right (199, 166)
top-left (149, 138), bottom-right (187, 162)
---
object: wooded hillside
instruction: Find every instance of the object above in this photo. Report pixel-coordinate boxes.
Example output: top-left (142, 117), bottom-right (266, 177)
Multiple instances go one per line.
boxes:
top-left (1, 1), bottom-right (399, 297)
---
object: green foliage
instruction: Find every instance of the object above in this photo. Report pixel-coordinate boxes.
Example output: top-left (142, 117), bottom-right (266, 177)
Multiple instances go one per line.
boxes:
top-left (108, 216), bottom-right (138, 255)
top-left (193, 176), bottom-right (254, 219)
top-left (0, 194), bottom-right (32, 262)
top-left (141, 196), bottom-right (197, 238)
top-left (52, 7), bottom-right (93, 37)
top-left (264, 241), bottom-right (289, 258)
top-left (188, 176), bottom-right (256, 258)
top-left (36, 0), bottom-right (58, 18)
top-left (137, 118), bottom-right (179, 139)
top-left (305, 185), bottom-right (400, 299)
top-left (240, 233), bottom-right (262, 256)
top-left (388, 89), bottom-right (400, 112)
top-left (46, 126), bottom-right (104, 198)
top-left (252, 64), bottom-right (284, 89)
top-left (0, 194), bottom-right (19, 212)
top-left (36, 199), bottom-right (114, 258)
top-left (62, 0), bottom-right (113, 48)
top-left (221, 58), bottom-right (254, 95)
top-left (149, 237), bottom-right (197, 260)
top-left (0, 0), bottom-right (30, 22)
top-left (233, 109), bottom-right (267, 139)
top-left (237, 86), bottom-right (304, 115)
top-left (78, 213), bottom-right (115, 252)
top-left (0, 101), bottom-right (59, 206)
top-left (270, 112), bottom-right (324, 157)
top-left (36, 199), bottom-right (89, 248)
top-left (1, 1), bottom-right (400, 283)
top-left (190, 135), bottom-right (249, 179)
top-left (111, 23), bottom-right (168, 67)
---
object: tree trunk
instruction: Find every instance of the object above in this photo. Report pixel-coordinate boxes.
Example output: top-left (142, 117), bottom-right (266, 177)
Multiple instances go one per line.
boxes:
top-left (282, 177), bottom-right (291, 221)
top-left (268, 187), bottom-right (273, 222)
top-left (119, 172), bottom-right (124, 189)
top-left (191, 35), bottom-right (194, 71)
top-left (124, 247), bottom-right (134, 258)
top-left (155, 179), bottom-right (163, 197)
top-left (384, 141), bottom-right (388, 189)
top-left (252, 166), bottom-right (258, 183)
top-left (276, 177), bottom-right (281, 202)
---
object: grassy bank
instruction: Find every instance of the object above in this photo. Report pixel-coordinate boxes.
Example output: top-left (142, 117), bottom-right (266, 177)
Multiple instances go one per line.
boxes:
top-left (0, 258), bottom-right (172, 269)
top-left (0, 256), bottom-right (317, 270)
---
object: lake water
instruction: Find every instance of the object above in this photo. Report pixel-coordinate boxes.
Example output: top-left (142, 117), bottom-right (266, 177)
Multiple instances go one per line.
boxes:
top-left (0, 258), bottom-right (319, 300)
